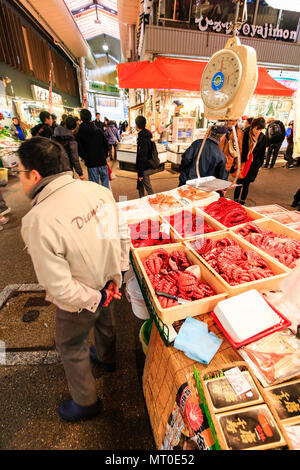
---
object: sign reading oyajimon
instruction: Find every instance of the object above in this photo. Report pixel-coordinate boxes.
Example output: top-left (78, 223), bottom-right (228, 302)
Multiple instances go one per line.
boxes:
top-left (195, 17), bottom-right (298, 42)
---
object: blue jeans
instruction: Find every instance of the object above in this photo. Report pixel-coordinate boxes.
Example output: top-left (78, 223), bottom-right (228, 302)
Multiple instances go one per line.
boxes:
top-left (88, 166), bottom-right (109, 188)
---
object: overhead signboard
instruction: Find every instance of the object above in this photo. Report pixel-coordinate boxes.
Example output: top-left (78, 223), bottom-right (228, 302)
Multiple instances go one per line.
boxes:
top-left (89, 81), bottom-right (120, 96)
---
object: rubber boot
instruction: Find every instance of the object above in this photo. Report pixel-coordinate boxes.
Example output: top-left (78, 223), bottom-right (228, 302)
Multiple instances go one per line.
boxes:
top-left (59, 398), bottom-right (102, 422)
top-left (89, 345), bottom-right (116, 372)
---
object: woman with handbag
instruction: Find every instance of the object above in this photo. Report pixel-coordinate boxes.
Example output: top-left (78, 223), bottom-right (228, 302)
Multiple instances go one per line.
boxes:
top-left (233, 117), bottom-right (266, 205)
top-left (105, 121), bottom-right (120, 161)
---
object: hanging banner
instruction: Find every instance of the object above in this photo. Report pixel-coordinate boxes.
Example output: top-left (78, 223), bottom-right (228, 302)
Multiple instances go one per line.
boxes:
top-left (294, 83), bottom-right (300, 158)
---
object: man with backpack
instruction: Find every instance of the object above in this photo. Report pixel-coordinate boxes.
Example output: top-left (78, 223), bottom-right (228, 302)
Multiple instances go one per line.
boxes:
top-left (264, 118), bottom-right (286, 169)
top-left (135, 116), bottom-right (155, 198)
top-left (53, 116), bottom-right (84, 180)
top-left (31, 111), bottom-right (53, 138)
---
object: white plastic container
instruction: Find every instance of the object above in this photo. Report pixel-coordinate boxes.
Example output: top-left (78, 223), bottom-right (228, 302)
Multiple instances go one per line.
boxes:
top-left (125, 276), bottom-right (150, 320)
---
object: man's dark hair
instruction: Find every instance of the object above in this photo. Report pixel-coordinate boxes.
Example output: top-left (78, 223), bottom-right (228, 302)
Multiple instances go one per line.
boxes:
top-left (18, 137), bottom-right (71, 177)
top-left (51, 114), bottom-right (57, 120)
top-left (39, 111), bottom-right (51, 123)
top-left (247, 117), bottom-right (253, 126)
top-left (65, 116), bottom-right (77, 131)
top-left (80, 109), bottom-right (92, 122)
top-left (135, 115), bottom-right (146, 130)
top-left (251, 117), bottom-right (266, 130)
top-left (96, 113), bottom-right (100, 117)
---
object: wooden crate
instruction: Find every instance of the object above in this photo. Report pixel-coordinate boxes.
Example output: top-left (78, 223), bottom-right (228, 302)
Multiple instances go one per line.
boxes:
top-left (248, 205), bottom-right (289, 216)
top-left (127, 215), bottom-right (177, 251)
top-left (161, 207), bottom-right (226, 242)
top-left (132, 243), bottom-right (228, 325)
top-left (197, 361), bottom-right (292, 450)
top-left (230, 218), bottom-right (300, 271)
top-left (202, 200), bottom-right (265, 229)
top-left (185, 231), bottom-right (289, 297)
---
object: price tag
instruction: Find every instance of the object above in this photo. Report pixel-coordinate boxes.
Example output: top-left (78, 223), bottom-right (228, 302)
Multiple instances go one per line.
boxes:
top-left (224, 367), bottom-right (252, 397)
top-left (160, 223), bottom-right (171, 236)
top-left (178, 197), bottom-right (192, 207)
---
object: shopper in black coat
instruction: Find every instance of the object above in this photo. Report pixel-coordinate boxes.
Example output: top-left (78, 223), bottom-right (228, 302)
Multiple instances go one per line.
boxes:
top-left (264, 119), bottom-right (285, 168)
top-left (135, 115), bottom-right (154, 198)
top-left (234, 117), bottom-right (267, 205)
top-left (76, 109), bottom-right (109, 188)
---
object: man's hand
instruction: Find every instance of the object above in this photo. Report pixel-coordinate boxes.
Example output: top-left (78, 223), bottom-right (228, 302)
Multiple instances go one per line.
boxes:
top-left (138, 177), bottom-right (143, 181)
top-left (79, 175), bottom-right (85, 180)
top-left (103, 281), bottom-right (122, 307)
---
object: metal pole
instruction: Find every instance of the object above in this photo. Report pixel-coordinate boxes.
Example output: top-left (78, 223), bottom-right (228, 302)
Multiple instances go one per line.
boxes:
top-left (253, 0), bottom-right (259, 25)
top-left (229, 124), bottom-right (241, 189)
top-left (80, 57), bottom-right (88, 109)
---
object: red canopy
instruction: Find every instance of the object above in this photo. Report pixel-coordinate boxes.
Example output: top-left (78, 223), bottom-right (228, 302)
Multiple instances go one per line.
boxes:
top-left (117, 57), bottom-right (294, 96)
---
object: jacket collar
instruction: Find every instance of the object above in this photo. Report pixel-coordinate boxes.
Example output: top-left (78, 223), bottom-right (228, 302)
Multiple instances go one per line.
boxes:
top-left (30, 172), bottom-right (75, 206)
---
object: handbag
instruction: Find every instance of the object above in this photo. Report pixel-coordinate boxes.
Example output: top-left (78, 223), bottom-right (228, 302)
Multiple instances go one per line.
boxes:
top-left (239, 153), bottom-right (253, 179)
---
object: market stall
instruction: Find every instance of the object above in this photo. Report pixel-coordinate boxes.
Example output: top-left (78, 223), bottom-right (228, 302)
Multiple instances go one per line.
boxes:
top-left (120, 186), bottom-right (300, 451)
top-left (117, 57), bottom-right (295, 172)
top-left (117, 133), bottom-right (168, 172)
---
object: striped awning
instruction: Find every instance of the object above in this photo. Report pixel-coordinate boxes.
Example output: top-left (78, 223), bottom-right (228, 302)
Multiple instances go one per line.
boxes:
top-left (64, 1), bottom-right (119, 40)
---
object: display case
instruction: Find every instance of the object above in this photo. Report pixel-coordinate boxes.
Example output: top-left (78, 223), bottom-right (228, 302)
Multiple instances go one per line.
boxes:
top-left (172, 116), bottom-right (196, 143)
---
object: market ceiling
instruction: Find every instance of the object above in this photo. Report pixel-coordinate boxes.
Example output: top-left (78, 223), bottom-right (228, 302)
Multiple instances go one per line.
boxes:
top-left (117, 57), bottom-right (295, 96)
top-left (64, 0), bottom-right (119, 40)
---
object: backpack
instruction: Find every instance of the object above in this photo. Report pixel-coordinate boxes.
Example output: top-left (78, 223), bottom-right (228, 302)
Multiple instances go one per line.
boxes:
top-left (267, 122), bottom-right (283, 142)
top-left (52, 135), bottom-right (73, 168)
top-left (147, 141), bottom-right (160, 169)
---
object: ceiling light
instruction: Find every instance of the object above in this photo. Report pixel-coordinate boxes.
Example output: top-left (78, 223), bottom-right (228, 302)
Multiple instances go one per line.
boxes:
top-left (265, 0), bottom-right (300, 12)
top-left (103, 43), bottom-right (109, 51)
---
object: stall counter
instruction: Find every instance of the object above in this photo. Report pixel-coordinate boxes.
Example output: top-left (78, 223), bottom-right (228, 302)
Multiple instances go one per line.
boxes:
top-left (142, 313), bottom-right (240, 450)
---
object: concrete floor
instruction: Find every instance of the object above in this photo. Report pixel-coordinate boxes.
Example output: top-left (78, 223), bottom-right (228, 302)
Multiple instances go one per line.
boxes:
top-left (0, 159), bottom-right (299, 449)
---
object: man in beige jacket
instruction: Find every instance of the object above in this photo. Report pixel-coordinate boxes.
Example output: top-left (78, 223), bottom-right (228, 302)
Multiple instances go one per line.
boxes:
top-left (18, 137), bottom-right (131, 421)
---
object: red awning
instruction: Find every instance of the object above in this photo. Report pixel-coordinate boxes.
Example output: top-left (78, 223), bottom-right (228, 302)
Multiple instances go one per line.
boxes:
top-left (117, 57), bottom-right (294, 96)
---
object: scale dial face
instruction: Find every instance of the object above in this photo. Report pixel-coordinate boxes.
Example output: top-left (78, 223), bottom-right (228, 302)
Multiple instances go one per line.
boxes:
top-left (201, 50), bottom-right (242, 110)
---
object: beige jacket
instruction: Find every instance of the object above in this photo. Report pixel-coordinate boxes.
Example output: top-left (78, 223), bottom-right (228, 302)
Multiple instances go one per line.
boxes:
top-left (21, 173), bottom-right (131, 313)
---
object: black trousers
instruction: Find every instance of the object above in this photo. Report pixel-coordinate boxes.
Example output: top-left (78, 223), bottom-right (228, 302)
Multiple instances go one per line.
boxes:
top-left (265, 143), bottom-right (281, 168)
top-left (138, 174), bottom-right (154, 198)
top-left (285, 143), bottom-right (294, 166)
top-left (234, 179), bottom-right (251, 203)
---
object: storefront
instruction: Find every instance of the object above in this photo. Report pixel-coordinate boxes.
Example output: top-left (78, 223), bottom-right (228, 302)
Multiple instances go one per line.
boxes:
top-left (117, 57), bottom-right (295, 166)
top-left (87, 81), bottom-right (127, 123)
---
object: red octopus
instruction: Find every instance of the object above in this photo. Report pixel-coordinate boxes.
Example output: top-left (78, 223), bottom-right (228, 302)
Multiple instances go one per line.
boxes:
top-left (141, 248), bottom-right (216, 308)
top-left (235, 222), bottom-right (300, 268)
top-left (190, 236), bottom-right (274, 286)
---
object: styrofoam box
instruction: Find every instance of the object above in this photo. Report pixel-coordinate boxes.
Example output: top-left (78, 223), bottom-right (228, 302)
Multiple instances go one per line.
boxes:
top-left (214, 290), bottom-right (281, 343)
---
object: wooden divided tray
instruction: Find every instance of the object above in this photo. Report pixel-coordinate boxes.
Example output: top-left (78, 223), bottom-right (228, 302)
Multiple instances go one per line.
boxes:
top-left (132, 243), bottom-right (228, 325)
top-left (202, 200), bottom-right (265, 229)
top-left (230, 218), bottom-right (300, 271)
top-left (197, 361), bottom-right (293, 450)
top-left (127, 215), bottom-right (177, 250)
top-left (185, 231), bottom-right (289, 297)
top-left (161, 206), bottom-right (226, 242)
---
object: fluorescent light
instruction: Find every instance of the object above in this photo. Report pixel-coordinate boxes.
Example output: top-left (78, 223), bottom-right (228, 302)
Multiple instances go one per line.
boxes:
top-left (103, 43), bottom-right (109, 51)
top-left (265, 0), bottom-right (300, 12)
